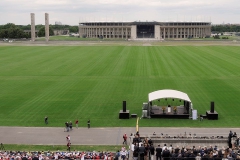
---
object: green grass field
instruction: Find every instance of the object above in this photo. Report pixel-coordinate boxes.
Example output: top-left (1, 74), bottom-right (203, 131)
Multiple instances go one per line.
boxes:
top-left (2, 144), bottom-right (122, 152)
top-left (36, 36), bottom-right (126, 41)
top-left (0, 45), bottom-right (240, 127)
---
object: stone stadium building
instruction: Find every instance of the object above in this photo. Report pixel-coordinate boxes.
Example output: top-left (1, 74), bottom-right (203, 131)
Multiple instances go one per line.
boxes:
top-left (79, 21), bottom-right (211, 40)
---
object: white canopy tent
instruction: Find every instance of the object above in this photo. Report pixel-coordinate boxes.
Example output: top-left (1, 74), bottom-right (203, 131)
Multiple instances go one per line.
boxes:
top-left (148, 89), bottom-right (191, 103)
top-left (146, 89), bottom-right (193, 118)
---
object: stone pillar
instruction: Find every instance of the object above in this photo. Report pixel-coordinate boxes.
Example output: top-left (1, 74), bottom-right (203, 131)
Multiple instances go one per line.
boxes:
top-left (79, 27), bottom-right (81, 38)
top-left (96, 28), bottom-right (98, 38)
top-left (177, 27), bottom-right (178, 38)
top-left (164, 28), bottom-right (166, 39)
top-left (159, 27), bottom-right (161, 39)
top-left (125, 28), bottom-right (127, 39)
top-left (131, 25), bottom-right (137, 39)
top-left (154, 25), bottom-right (160, 39)
top-left (110, 28), bottom-right (111, 38)
top-left (183, 28), bottom-right (185, 38)
top-left (193, 28), bottom-right (195, 38)
top-left (192, 28), bottom-right (193, 38)
top-left (91, 28), bottom-right (93, 38)
top-left (121, 27), bottom-right (123, 39)
top-left (168, 28), bottom-right (170, 38)
top-left (113, 28), bottom-right (115, 38)
top-left (30, 13), bottom-right (35, 42)
top-left (117, 28), bottom-right (120, 38)
top-left (89, 28), bottom-right (91, 38)
top-left (200, 28), bottom-right (202, 38)
top-left (45, 13), bottom-right (49, 41)
top-left (101, 27), bottom-right (104, 38)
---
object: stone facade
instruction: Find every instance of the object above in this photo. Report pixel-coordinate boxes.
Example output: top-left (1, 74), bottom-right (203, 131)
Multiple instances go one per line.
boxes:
top-left (79, 22), bottom-right (211, 40)
top-left (79, 22), bottom-right (132, 39)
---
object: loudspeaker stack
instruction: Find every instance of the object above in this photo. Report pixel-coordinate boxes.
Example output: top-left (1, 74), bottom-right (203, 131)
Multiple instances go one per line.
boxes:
top-left (210, 101), bottom-right (214, 113)
top-left (123, 101), bottom-right (126, 112)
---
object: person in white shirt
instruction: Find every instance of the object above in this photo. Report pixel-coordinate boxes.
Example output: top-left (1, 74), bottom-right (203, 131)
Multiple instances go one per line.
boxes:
top-left (120, 150), bottom-right (127, 160)
top-left (168, 144), bottom-right (173, 153)
top-left (80, 152), bottom-right (85, 160)
top-left (162, 144), bottom-right (167, 151)
top-left (54, 152), bottom-right (59, 159)
top-left (66, 135), bottom-right (70, 143)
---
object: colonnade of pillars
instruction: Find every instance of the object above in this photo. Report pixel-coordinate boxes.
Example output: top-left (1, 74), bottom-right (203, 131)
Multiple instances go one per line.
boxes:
top-left (79, 27), bottom-right (131, 39)
top-left (160, 27), bottom-right (211, 39)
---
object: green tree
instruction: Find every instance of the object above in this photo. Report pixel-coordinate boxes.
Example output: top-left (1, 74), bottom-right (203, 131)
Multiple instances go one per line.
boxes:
top-left (0, 23), bottom-right (30, 39)
top-left (2, 23), bottom-right (16, 29)
top-left (37, 26), bottom-right (54, 37)
top-left (212, 24), bottom-right (240, 32)
top-left (0, 29), bottom-right (8, 38)
top-left (69, 26), bottom-right (78, 33)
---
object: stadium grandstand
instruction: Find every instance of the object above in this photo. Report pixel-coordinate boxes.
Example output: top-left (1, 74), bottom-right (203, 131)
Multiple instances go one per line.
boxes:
top-left (79, 21), bottom-right (211, 40)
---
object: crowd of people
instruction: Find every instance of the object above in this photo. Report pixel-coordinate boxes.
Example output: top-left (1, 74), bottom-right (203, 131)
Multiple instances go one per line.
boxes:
top-left (125, 130), bottom-right (240, 160)
top-left (1, 130), bottom-right (240, 160)
top-left (0, 150), bottom-right (115, 160)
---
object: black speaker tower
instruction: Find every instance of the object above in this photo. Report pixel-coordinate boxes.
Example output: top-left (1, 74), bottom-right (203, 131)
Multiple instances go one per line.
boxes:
top-left (210, 101), bottom-right (214, 113)
top-left (123, 101), bottom-right (126, 112)
top-left (119, 100), bottom-right (129, 119)
top-left (206, 101), bottom-right (218, 120)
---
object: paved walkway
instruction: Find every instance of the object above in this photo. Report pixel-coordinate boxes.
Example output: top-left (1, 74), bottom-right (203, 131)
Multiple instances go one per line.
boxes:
top-left (0, 127), bottom-right (239, 145)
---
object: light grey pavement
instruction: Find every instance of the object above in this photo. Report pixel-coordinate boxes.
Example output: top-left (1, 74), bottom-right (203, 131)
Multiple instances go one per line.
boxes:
top-left (0, 127), bottom-right (240, 145)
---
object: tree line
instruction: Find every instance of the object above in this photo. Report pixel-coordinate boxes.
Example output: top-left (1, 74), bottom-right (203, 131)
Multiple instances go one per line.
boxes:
top-left (0, 23), bottom-right (79, 39)
top-left (211, 25), bottom-right (240, 33)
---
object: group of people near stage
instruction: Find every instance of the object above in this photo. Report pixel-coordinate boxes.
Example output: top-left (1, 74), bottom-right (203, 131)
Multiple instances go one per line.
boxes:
top-left (228, 130), bottom-right (239, 149)
top-left (64, 119), bottom-right (91, 132)
top-left (44, 117), bottom-right (91, 132)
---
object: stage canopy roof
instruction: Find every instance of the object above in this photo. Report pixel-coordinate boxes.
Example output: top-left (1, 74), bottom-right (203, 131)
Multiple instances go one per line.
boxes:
top-left (148, 89), bottom-right (191, 103)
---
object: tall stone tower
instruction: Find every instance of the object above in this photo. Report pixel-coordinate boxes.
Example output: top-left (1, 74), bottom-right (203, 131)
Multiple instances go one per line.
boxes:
top-left (45, 13), bottom-right (49, 41)
top-left (30, 13), bottom-right (35, 41)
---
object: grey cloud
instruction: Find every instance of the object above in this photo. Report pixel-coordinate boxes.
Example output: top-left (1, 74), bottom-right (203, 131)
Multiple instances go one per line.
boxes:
top-left (0, 0), bottom-right (240, 25)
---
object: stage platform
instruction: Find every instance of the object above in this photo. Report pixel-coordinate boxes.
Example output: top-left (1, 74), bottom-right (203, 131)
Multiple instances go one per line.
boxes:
top-left (150, 105), bottom-right (189, 119)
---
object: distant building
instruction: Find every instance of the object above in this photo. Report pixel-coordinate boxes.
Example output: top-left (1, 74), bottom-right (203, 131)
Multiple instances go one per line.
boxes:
top-left (24, 30), bottom-right (39, 37)
top-left (53, 29), bottom-right (69, 35)
top-left (55, 21), bottom-right (62, 25)
top-left (79, 21), bottom-right (211, 40)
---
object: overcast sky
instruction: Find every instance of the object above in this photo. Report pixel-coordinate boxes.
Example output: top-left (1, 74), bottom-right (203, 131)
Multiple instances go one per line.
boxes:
top-left (1, 0), bottom-right (239, 25)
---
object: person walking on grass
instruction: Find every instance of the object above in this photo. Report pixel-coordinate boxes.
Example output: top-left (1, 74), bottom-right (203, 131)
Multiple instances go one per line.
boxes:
top-left (44, 116), bottom-right (48, 124)
top-left (65, 122), bottom-right (69, 132)
top-left (75, 119), bottom-right (79, 129)
top-left (69, 121), bottom-right (73, 130)
top-left (67, 142), bottom-right (71, 152)
top-left (87, 119), bottom-right (90, 129)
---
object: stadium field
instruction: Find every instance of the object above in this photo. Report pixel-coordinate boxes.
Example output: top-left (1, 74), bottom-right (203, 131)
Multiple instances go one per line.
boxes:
top-left (0, 45), bottom-right (239, 127)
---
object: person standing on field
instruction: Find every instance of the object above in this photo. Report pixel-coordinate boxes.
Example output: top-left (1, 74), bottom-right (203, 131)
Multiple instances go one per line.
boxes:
top-left (75, 119), bottom-right (79, 129)
top-left (44, 116), bottom-right (48, 124)
top-left (123, 133), bottom-right (127, 145)
top-left (67, 142), bottom-right (71, 152)
top-left (87, 119), bottom-right (90, 129)
top-left (66, 135), bottom-right (70, 143)
top-left (69, 121), bottom-right (73, 130)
